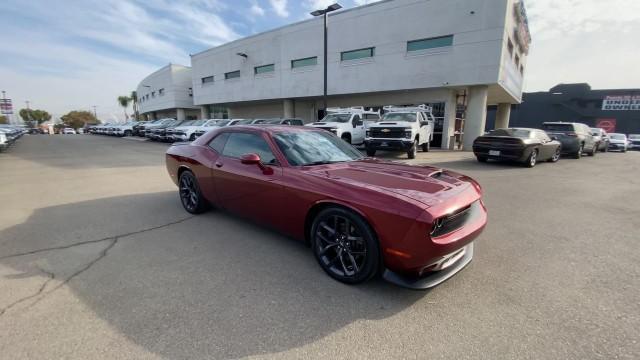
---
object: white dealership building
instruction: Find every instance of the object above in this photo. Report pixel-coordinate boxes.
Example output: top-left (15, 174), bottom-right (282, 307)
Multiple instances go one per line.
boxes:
top-left (136, 64), bottom-right (200, 121)
top-left (137, 0), bottom-right (531, 149)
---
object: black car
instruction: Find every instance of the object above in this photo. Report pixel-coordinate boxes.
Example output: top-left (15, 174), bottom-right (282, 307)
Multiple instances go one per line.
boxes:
top-left (542, 122), bottom-right (597, 159)
top-left (473, 128), bottom-right (561, 168)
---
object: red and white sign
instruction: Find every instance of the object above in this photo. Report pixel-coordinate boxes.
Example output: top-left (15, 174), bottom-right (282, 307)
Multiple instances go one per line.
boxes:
top-left (596, 118), bottom-right (616, 133)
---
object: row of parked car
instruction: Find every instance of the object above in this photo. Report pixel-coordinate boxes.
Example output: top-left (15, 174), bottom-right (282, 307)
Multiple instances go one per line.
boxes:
top-left (0, 124), bottom-right (28, 152)
top-left (88, 105), bottom-right (439, 160)
top-left (472, 122), bottom-right (638, 168)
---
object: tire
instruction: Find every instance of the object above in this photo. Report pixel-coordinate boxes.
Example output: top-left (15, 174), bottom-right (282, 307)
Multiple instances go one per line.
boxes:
top-left (421, 141), bottom-right (430, 152)
top-left (477, 156), bottom-right (488, 163)
top-left (341, 134), bottom-right (352, 145)
top-left (366, 148), bottom-right (376, 157)
top-left (525, 149), bottom-right (538, 168)
top-left (178, 171), bottom-right (209, 214)
top-left (548, 146), bottom-right (561, 163)
top-left (124, 130), bottom-right (132, 137)
top-left (310, 207), bottom-right (380, 284)
top-left (407, 139), bottom-right (417, 159)
top-left (573, 144), bottom-right (583, 159)
top-left (588, 144), bottom-right (597, 157)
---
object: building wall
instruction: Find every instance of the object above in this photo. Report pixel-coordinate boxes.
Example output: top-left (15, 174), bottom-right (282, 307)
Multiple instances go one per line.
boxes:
top-left (137, 64), bottom-right (198, 115)
top-left (191, 0), bottom-right (519, 107)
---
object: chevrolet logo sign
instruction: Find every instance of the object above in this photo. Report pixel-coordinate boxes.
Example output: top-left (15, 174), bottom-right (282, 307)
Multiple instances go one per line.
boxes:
top-left (381, 129), bottom-right (391, 133)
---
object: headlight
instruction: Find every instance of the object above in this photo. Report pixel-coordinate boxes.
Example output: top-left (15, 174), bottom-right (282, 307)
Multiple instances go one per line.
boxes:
top-left (0, 134), bottom-right (6, 142)
top-left (404, 128), bottom-right (412, 139)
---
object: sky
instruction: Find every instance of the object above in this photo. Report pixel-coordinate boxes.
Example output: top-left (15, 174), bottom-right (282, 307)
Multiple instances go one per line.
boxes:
top-left (1, 0), bottom-right (639, 122)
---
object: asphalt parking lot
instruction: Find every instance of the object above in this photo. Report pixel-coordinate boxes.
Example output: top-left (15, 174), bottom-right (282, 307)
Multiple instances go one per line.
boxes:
top-left (1, 135), bottom-right (638, 359)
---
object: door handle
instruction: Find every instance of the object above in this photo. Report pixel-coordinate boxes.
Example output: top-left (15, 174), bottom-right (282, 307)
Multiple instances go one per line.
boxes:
top-left (215, 162), bottom-right (223, 168)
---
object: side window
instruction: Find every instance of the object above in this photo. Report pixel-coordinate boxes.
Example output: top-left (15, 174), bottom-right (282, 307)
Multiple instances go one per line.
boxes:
top-left (353, 114), bottom-right (362, 126)
top-left (537, 131), bottom-right (551, 142)
top-left (208, 132), bottom-right (229, 153)
top-left (365, 114), bottom-right (379, 121)
top-left (290, 119), bottom-right (303, 126)
top-left (222, 132), bottom-right (278, 165)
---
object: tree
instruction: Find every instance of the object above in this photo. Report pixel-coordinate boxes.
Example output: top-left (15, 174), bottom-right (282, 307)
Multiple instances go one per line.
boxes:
top-left (117, 95), bottom-right (131, 120)
top-left (0, 115), bottom-right (7, 124)
top-left (130, 90), bottom-right (139, 121)
top-left (60, 110), bottom-right (99, 129)
top-left (19, 108), bottom-right (51, 124)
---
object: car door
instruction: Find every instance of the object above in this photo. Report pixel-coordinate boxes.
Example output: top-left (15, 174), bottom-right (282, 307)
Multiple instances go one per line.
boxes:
top-left (417, 112), bottom-right (428, 145)
top-left (351, 114), bottom-right (365, 144)
top-left (212, 131), bottom-right (284, 225)
top-left (535, 130), bottom-right (555, 160)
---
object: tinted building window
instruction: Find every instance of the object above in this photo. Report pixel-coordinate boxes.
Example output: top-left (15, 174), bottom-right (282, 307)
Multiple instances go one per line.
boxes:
top-left (341, 47), bottom-right (375, 61)
top-left (291, 57), bottom-right (318, 68)
top-left (255, 64), bottom-right (275, 74)
top-left (407, 35), bottom-right (454, 52)
top-left (225, 70), bottom-right (240, 80)
top-left (202, 76), bottom-right (214, 84)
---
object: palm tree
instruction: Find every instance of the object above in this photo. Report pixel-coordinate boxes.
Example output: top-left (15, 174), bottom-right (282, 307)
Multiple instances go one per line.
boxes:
top-left (130, 90), bottom-right (139, 121)
top-left (117, 95), bottom-right (131, 121)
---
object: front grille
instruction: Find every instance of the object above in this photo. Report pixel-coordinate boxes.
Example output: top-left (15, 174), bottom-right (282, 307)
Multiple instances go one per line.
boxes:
top-left (431, 201), bottom-right (480, 238)
top-left (369, 128), bottom-right (406, 139)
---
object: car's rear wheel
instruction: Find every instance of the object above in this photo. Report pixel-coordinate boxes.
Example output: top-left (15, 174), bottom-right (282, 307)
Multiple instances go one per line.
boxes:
top-left (548, 146), bottom-right (561, 162)
top-left (124, 130), bottom-right (132, 137)
top-left (588, 144), bottom-right (597, 156)
top-left (525, 149), bottom-right (538, 168)
top-left (407, 139), bottom-right (417, 159)
top-left (179, 171), bottom-right (208, 214)
top-left (573, 144), bottom-right (583, 159)
top-left (311, 207), bottom-right (380, 284)
top-left (477, 156), bottom-right (488, 163)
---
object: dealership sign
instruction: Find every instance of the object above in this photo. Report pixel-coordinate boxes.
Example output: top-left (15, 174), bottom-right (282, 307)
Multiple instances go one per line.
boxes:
top-left (514, 2), bottom-right (531, 54)
top-left (0, 98), bottom-right (13, 115)
top-left (602, 95), bottom-right (640, 111)
top-left (596, 119), bottom-right (616, 133)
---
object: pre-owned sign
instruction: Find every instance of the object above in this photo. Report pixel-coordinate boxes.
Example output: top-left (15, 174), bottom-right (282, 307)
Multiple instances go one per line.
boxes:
top-left (602, 95), bottom-right (640, 111)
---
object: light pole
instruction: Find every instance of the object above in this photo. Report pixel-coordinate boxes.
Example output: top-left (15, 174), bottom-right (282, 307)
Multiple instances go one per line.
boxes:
top-left (92, 105), bottom-right (97, 118)
top-left (311, 3), bottom-right (342, 117)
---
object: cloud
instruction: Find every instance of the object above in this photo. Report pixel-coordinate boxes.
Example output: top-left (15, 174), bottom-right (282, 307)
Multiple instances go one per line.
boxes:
top-left (250, 0), bottom-right (265, 16)
top-left (269, 0), bottom-right (289, 17)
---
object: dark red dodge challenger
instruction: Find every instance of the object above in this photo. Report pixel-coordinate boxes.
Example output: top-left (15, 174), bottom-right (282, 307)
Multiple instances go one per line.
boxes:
top-left (166, 125), bottom-right (487, 289)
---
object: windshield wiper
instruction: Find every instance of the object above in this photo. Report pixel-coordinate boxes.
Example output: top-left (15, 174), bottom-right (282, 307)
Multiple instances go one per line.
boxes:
top-left (305, 160), bottom-right (347, 166)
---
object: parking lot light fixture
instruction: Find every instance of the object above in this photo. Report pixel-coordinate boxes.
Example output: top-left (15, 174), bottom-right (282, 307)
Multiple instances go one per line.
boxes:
top-left (310, 3), bottom-right (342, 118)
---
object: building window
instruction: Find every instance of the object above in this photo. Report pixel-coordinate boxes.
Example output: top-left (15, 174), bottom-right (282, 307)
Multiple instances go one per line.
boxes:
top-left (508, 38), bottom-right (514, 57)
top-left (202, 76), bottom-right (214, 84)
top-left (291, 56), bottom-right (317, 68)
top-left (407, 35), bottom-right (453, 52)
top-left (225, 70), bottom-right (240, 80)
top-left (341, 47), bottom-right (375, 61)
top-left (151, 91), bottom-right (156, 98)
top-left (158, 88), bottom-right (165, 96)
top-left (254, 64), bottom-right (275, 75)
top-left (515, 54), bottom-right (520, 67)
top-left (188, 88), bottom-right (193, 97)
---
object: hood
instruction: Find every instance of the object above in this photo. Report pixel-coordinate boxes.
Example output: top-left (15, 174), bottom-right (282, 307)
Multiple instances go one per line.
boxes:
top-left (309, 122), bottom-right (341, 127)
top-left (610, 138), bottom-right (627, 144)
top-left (303, 160), bottom-right (480, 209)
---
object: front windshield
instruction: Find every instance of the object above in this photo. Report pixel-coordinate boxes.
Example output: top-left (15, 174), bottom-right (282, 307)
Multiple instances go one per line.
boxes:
top-left (235, 119), bottom-right (253, 125)
top-left (263, 119), bottom-right (284, 124)
top-left (382, 113), bottom-right (417, 122)
top-left (273, 130), bottom-right (363, 166)
top-left (610, 134), bottom-right (626, 140)
top-left (488, 129), bottom-right (531, 138)
top-left (208, 120), bottom-right (229, 127)
top-left (321, 114), bottom-right (351, 123)
top-left (191, 120), bottom-right (206, 126)
top-left (629, 135), bottom-right (640, 140)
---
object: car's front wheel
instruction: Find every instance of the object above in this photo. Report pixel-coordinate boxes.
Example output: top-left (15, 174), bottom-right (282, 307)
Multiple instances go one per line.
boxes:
top-left (178, 170), bottom-right (209, 214)
top-left (525, 149), bottom-right (538, 168)
top-left (311, 207), bottom-right (380, 284)
top-left (548, 146), bottom-right (561, 162)
top-left (421, 141), bottom-right (430, 152)
top-left (573, 144), bottom-right (583, 159)
top-left (407, 139), bottom-right (418, 159)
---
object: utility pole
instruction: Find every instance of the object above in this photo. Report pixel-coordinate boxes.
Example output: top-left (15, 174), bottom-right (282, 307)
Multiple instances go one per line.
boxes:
top-left (311, 3), bottom-right (342, 119)
top-left (1, 91), bottom-right (7, 124)
top-left (92, 105), bottom-right (97, 119)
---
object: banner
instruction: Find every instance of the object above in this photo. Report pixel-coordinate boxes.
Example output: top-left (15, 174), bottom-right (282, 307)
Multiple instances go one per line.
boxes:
top-left (602, 95), bottom-right (640, 111)
top-left (0, 99), bottom-right (12, 115)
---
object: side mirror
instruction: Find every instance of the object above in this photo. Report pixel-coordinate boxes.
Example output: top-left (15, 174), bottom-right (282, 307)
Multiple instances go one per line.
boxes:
top-left (240, 153), bottom-right (273, 175)
top-left (356, 120), bottom-right (363, 126)
top-left (550, 136), bottom-right (558, 141)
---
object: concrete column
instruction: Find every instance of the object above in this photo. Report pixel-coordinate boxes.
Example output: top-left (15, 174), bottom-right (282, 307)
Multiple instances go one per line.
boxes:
top-left (151, 112), bottom-right (157, 120)
top-left (495, 103), bottom-right (511, 129)
top-left (176, 108), bottom-right (186, 121)
top-left (200, 106), bottom-right (209, 119)
top-left (440, 90), bottom-right (458, 149)
top-left (283, 99), bottom-right (294, 118)
top-left (462, 85), bottom-right (489, 151)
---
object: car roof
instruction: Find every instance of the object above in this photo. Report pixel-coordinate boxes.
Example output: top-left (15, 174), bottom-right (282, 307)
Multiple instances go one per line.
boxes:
top-left (221, 125), bottom-right (323, 134)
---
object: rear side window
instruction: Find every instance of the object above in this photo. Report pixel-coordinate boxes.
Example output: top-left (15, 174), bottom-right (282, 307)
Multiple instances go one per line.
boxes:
top-left (222, 132), bottom-right (278, 165)
top-left (208, 132), bottom-right (229, 153)
top-left (542, 124), bottom-right (574, 132)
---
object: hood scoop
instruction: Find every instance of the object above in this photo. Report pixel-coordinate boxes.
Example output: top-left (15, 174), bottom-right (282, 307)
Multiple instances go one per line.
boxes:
top-left (377, 122), bottom-right (398, 125)
top-left (312, 122), bottom-right (327, 125)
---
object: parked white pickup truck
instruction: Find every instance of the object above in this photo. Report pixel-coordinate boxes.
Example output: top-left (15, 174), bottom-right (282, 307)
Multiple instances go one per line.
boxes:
top-left (365, 104), bottom-right (435, 159)
top-left (306, 106), bottom-right (380, 145)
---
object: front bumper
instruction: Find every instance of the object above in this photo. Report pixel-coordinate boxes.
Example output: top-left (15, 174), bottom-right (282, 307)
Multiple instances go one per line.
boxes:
top-left (383, 243), bottom-right (474, 289)
top-left (608, 143), bottom-right (627, 151)
top-left (365, 139), bottom-right (413, 151)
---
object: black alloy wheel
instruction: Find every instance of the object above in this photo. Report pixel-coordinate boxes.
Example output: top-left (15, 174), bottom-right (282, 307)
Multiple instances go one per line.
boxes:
top-left (408, 139), bottom-right (418, 159)
top-left (311, 207), bottom-right (380, 284)
top-left (525, 149), bottom-right (538, 168)
top-left (549, 146), bottom-right (561, 162)
top-left (179, 171), bottom-right (208, 214)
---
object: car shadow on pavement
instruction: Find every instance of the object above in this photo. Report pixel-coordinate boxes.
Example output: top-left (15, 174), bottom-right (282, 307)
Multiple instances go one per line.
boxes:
top-left (0, 192), bottom-right (425, 359)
